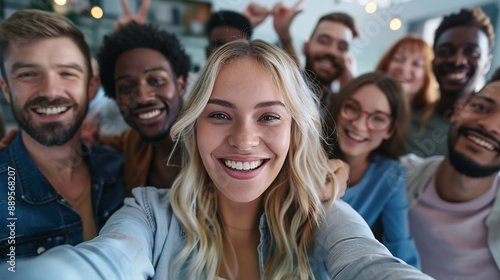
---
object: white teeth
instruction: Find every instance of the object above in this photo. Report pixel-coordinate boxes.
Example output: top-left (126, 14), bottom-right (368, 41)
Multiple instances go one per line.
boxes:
top-left (223, 159), bottom-right (263, 171)
top-left (467, 135), bottom-right (495, 151)
top-left (346, 130), bottom-right (365, 141)
top-left (447, 72), bottom-right (466, 80)
top-left (395, 76), bottom-right (409, 83)
top-left (35, 106), bottom-right (68, 115)
top-left (138, 109), bottom-right (161, 120)
top-left (317, 58), bottom-right (334, 68)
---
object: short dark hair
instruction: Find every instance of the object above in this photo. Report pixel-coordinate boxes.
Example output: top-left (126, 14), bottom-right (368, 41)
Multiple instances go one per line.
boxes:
top-left (311, 12), bottom-right (358, 38)
top-left (434, 7), bottom-right (495, 50)
top-left (205, 10), bottom-right (253, 39)
top-left (97, 22), bottom-right (190, 99)
top-left (0, 9), bottom-right (92, 81)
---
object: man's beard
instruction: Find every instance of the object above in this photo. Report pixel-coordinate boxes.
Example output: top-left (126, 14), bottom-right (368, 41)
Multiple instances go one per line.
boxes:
top-left (11, 96), bottom-right (87, 147)
top-left (448, 126), bottom-right (500, 178)
top-left (304, 54), bottom-right (343, 87)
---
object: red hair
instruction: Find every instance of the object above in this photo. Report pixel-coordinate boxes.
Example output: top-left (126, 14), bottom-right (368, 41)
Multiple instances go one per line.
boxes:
top-left (376, 34), bottom-right (439, 110)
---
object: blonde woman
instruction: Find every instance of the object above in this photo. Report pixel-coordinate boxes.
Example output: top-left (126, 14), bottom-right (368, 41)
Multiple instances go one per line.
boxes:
top-left (4, 40), bottom-right (432, 279)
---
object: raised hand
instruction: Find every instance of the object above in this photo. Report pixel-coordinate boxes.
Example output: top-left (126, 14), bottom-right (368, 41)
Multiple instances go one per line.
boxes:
top-left (324, 159), bottom-right (350, 200)
top-left (81, 112), bottom-right (102, 146)
top-left (114, 0), bottom-right (151, 30)
top-left (0, 128), bottom-right (17, 149)
top-left (272, 0), bottom-right (304, 37)
top-left (243, 3), bottom-right (271, 28)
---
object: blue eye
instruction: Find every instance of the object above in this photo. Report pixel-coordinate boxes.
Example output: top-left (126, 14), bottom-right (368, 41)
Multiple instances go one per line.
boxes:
top-left (209, 113), bottom-right (229, 120)
top-left (261, 115), bottom-right (280, 121)
top-left (17, 72), bottom-right (35, 78)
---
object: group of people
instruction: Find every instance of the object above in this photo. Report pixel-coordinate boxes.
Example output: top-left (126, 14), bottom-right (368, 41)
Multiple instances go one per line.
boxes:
top-left (0, 0), bottom-right (498, 279)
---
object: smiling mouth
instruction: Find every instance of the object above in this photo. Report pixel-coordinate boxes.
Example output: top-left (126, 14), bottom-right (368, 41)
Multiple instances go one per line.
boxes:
top-left (33, 106), bottom-right (70, 116)
top-left (395, 76), bottom-right (410, 83)
top-left (466, 134), bottom-right (497, 151)
top-left (137, 109), bottom-right (162, 120)
top-left (345, 129), bottom-right (367, 142)
top-left (221, 159), bottom-right (266, 171)
top-left (446, 72), bottom-right (467, 81)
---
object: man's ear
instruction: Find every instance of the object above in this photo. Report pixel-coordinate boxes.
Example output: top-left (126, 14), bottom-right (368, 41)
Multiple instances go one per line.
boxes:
top-left (88, 74), bottom-right (100, 101)
top-left (0, 78), bottom-right (11, 103)
top-left (177, 76), bottom-right (186, 97)
top-left (483, 53), bottom-right (493, 75)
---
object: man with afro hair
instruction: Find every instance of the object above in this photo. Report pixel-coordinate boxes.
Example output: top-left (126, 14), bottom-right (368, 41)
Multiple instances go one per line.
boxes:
top-left (97, 21), bottom-right (190, 195)
top-left (408, 7), bottom-right (495, 157)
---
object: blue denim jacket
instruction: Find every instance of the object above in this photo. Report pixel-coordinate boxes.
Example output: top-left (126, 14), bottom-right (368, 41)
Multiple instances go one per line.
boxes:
top-left (3, 187), bottom-right (434, 279)
top-left (0, 131), bottom-right (125, 261)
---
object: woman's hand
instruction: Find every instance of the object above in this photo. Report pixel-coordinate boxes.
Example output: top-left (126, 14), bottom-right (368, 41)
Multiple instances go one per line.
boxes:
top-left (324, 159), bottom-right (350, 200)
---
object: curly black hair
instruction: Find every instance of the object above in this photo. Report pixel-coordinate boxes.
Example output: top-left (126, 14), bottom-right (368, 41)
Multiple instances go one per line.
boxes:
top-left (434, 7), bottom-right (495, 50)
top-left (205, 11), bottom-right (252, 39)
top-left (97, 21), bottom-right (190, 99)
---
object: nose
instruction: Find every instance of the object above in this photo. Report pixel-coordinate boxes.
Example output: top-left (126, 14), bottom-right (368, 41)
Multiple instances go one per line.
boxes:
top-left (350, 113), bottom-right (369, 131)
top-left (450, 51), bottom-right (467, 67)
top-left (39, 73), bottom-right (63, 99)
top-left (134, 83), bottom-right (155, 104)
top-left (403, 60), bottom-right (413, 76)
top-left (478, 111), bottom-right (500, 136)
top-left (228, 120), bottom-right (260, 151)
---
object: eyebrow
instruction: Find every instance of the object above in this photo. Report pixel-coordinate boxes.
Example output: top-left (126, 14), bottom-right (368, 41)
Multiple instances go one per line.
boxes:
top-left (207, 99), bottom-right (235, 109)
top-left (143, 67), bottom-right (166, 74)
top-left (437, 42), bottom-right (480, 48)
top-left (10, 63), bottom-right (84, 74)
top-left (347, 99), bottom-right (391, 115)
top-left (207, 99), bottom-right (285, 109)
top-left (472, 95), bottom-right (496, 105)
top-left (115, 67), bottom-right (166, 82)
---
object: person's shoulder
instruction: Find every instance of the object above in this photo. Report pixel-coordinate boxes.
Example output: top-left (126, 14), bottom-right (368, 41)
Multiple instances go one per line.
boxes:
top-left (90, 144), bottom-right (123, 161)
top-left (400, 153), bottom-right (443, 170)
top-left (0, 132), bottom-right (21, 164)
top-left (320, 200), bottom-right (374, 238)
top-left (372, 156), bottom-right (406, 177)
top-left (129, 187), bottom-right (172, 209)
top-left (373, 155), bottom-right (403, 169)
top-left (0, 143), bottom-right (10, 160)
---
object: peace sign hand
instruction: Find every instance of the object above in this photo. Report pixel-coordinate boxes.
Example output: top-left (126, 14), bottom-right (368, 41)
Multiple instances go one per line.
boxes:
top-left (272, 0), bottom-right (305, 38)
top-left (114, 0), bottom-right (151, 30)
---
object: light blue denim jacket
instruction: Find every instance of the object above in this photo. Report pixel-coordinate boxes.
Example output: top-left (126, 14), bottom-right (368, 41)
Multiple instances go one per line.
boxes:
top-left (2, 187), bottom-right (433, 279)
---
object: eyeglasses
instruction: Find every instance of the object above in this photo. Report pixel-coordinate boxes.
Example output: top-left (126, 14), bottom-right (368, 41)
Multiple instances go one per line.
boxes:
top-left (340, 99), bottom-right (393, 132)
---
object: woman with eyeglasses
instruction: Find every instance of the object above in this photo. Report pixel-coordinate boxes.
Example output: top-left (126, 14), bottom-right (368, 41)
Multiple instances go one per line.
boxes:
top-left (325, 72), bottom-right (420, 268)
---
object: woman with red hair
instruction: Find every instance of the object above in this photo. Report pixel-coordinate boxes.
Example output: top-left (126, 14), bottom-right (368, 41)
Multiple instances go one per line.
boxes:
top-left (376, 34), bottom-right (440, 144)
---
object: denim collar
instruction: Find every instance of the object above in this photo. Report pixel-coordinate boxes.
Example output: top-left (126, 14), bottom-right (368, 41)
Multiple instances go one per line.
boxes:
top-left (9, 131), bottom-right (117, 204)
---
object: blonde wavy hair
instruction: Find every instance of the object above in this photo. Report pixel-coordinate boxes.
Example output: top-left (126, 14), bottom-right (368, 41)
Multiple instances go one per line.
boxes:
top-left (169, 39), bottom-right (338, 279)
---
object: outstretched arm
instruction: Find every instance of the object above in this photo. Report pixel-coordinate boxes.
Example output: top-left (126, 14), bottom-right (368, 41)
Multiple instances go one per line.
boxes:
top-left (272, 0), bottom-right (305, 66)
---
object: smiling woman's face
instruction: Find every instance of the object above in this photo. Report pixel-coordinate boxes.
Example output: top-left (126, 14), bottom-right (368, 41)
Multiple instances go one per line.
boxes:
top-left (386, 44), bottom-right (426, 101)
top-left (336, 84), bottom-right (393, 163)
top-left (196, 58), bottom-right (292, 204)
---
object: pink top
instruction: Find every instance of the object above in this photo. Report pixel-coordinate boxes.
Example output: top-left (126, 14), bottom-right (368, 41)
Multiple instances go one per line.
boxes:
top-left (410, 176), bottom-right (500, 279)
